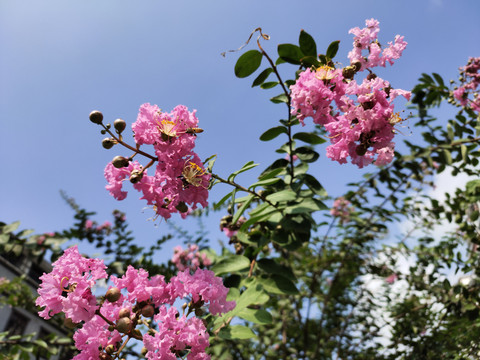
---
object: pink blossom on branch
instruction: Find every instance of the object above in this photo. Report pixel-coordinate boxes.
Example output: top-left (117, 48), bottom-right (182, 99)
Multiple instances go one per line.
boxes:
top-left (290, 19), bottom-right (410, 168)
top-left (104, 103), bottom-right (210, 220)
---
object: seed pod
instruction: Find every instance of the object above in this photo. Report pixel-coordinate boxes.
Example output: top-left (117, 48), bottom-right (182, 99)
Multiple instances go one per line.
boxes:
top-left (118, 308), bottom-right (131, 318)
top-left (105, 287), bottom-right (121, 302)
top-left (366, 73), bottom-right (377, 81)
top-left (102, 138), bottom-right (115, 149)
top-left (112, 156), bottom-right (129, 168)
top-left (116, 317), bottom-right (132, 334)
top-left (129, 170), bottom-right (144, 184)
top-left (114, 119), bottom-right (126, 133)
top-left (141, 304), bottom-right (155, 318)
top-left (89, 110), bottom-right (103, 124)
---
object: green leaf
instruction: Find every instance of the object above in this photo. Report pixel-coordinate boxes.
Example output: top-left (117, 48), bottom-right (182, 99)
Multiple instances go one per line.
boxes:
top-left (232, 194), bottom-right (254, 225)
top-left (326, 40), bottom-right (340, 59)
top-left (266, 190), bottom-right (297, 203)
top-left (259, 167), bottom-right (284, 181)
top-left (228, 161), bottom-right (259, 182)
top-left (214, 191), bottom-right (233, 210)
top-left (299, 30), bottom-right (317, 57)
top-left (218, 325), bottom-right (257, 340)
top-left (300, 56), bottom-right (321, 68)
top-left (211, 255), bottom-right (250, 276)
top-left (240, 210), bottom-right (277, 231)
top-left (285, 198), bottom-right (327, 214)
top-left (257, 274), bottom-right (299, 295)
top-left (252, 68), bottom-right (273, 87)
top-left (248, 177), bottom-right (281, 189)
top-left (442, 149), bottom-right (452, 165)
top-left (300, 174), bottom-right (326, 196)
top-left (461, 144), bottom-right (468, 161)
top-left (256, 258), bottom-right (296, 281)
top-left (260, 81), bottom-right (279, 89)
top-left (293, 132), bottom-right (326, 144)
top-left (259, 126), bottom-right (287, 141)
top-left (270, 94), bottom-right (289, 104)
top-left (234, 50), bottom-right (263, 78)
top-left (2, 221), bottom-right (20, 234)
top-left (432, 72), bottom-right (445, 87)
top-left (295, 147), bottom-right (320, 162)
top-left (237, 308), bottom-right (273, 325)
top-left (277, 44), bottom-right (304, 65)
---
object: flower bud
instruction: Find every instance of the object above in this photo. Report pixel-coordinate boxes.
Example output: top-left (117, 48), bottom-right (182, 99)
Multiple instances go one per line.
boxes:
top-left (129, 170), bottom-right (144, 184)
top-left (102, 138), bottom-right (116, 149)
top-left (105, 345), bottom-right (115, 355)
top-left (89, 110), bottom-right (103, 124)
top-left (108, 325), bottom-right (115, 332)
top-left (118, 308), bottom-right (131, 318)
top-left (141, 304), bottom-right (155, 318)
top-left (195, 308), bottom-right (204, 316)
top-left (116, 317), bottom-right (132, 334)
top-left (342, 66), bottom-right (355, 80)
top-left (112, 156), bottom-right (129, 168)
top-left (99, 353), bottom-right (113, 360)
top-left (105, 287), bottom-right (121, 303)
top-left (64, 317), bottom-right (77, 329)
top-left (352, 61), bottom-right (362, 72)
top-left (114, 119), bottom-right (126, 133)
top-left (175, 201), bottom-right (188, 213)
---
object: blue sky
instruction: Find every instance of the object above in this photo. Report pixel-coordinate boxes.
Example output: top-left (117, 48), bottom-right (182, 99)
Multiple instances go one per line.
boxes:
top-left (1, 0), bottom-right (479, 259)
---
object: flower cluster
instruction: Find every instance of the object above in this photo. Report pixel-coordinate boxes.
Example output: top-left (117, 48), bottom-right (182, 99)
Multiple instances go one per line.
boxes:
top-left (36, 246), bottom-right (235, 360)
top-left (330, 197), bottom-right (354, 224)
top-left (290, 19), bottom-right (411, 168)
top-left (453, 57), bottom-right (480, 112)
top-left (171, 244), bottom-right (212, 272)
top-left (104, 104), bottom-right (210, 220)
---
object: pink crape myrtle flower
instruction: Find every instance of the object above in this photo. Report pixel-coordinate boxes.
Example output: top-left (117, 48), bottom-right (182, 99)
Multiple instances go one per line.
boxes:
top-left (385, 273), bottom-right (398, 284)
top-left (36, 245), bottom-right (108, 323)
top-left (290, 19), bottom-right (410, 168)
top-left (84, 219), bottom-right (93, 230)
top-left (454, 57), bottom-right (480, 112)
top-left (330, 197), bottom-right (354, 223)
top-left (348, 18), bottom-right (407, 71)
top-left (172, 269), bottom-right (236, 315)
top-left (105, 103), bottom-right (210, 220)
top-left (111, 265), bottom-right (175, 306)
top-left (143, 306), bottom-right (210, 360)
top-left (172, 244), bottom-right (212, 272)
